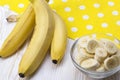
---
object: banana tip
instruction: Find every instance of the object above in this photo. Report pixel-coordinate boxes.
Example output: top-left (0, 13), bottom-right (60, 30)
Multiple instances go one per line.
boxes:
top-left (19, 73), bottom-right (25, 78)
top-left (52, 60), bottom-right (58, 64)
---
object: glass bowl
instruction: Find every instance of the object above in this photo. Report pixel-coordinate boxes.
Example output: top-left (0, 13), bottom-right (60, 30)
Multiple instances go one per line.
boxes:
top-left (70, 33), bottom-right (120, 79)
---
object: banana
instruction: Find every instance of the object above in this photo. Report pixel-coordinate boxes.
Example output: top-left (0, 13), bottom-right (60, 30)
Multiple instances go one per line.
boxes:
top-left (80, 58), bottom-right (100, 70)
top-left (77, 36), bottom-right (90, 48)
top-left (51, 11), bottom-right (67, 64)
top-left (96, 64), bottom-right (106, 72)
top-left (19, 0), bottom-right (54, 78)
top-left (104, 55), bottom-right (119, 70)
top-left (86, 39), bottom-right (99, 54)
top-left (104, 40), bottom-right (117, 55)
top-left (0, 4), bottom-right (35, 57)
top-left (95, 48), bottom-right (108, 63)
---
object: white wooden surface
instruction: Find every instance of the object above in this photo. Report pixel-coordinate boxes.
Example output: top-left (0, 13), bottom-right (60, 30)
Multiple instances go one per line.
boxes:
top-left (0, 6), bottom-right (120, 80)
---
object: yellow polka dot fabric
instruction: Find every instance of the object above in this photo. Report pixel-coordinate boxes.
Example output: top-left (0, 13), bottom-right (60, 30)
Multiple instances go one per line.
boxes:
top-left (0, 0), bottom-right (120, 39)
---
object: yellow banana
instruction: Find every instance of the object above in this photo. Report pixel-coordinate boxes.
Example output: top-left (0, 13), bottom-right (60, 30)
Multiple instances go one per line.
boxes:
top-left (0, 4), bottom-right (35, 57)
top-left (51, 11), bottom-right (67, 64)
top-left (19, 0), bottom-right (54, 78)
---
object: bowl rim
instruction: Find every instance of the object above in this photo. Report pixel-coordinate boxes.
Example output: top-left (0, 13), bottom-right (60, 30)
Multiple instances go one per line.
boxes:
top-left (70, 33), bottom-right (120, 75)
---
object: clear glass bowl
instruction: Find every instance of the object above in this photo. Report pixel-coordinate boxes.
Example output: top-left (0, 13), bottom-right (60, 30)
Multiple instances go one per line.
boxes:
top-left (70, 33), bottom-right (120, 79)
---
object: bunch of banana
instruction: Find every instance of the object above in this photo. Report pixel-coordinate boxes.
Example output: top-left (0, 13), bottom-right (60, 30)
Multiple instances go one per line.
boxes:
top-left (76, 37), bottom-right (120, 72)
top-left (0, 0), bottom-right (67, 78)
top-left (0, 4), bottom-right (35, 57)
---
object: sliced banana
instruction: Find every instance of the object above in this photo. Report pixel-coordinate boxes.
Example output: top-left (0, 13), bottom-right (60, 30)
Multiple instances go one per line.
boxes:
top-left (76, 48), bottom-right (94, 64)
top-left (95, 48), bottom-right (108, 63)
top-left (86, 39), bottom-right (99, 54)
top-left (115, 49), bottom-right (120, 63)
top-left (80, 58), bottom-right (100, 70)
top-left (96, 64), bottom-right (106, 72)
top-left (94, 55), bottom-right (102, 63)
top-left (100, 38), bottom-right (110, 44)
top-left (76, 37), bottom-right (120, 72)
top-left (76, 55), bottom-right (89, 64)
top-left (104, 40), bottom-right (117, 55)
top-left (98, 41), bottom-right (104, 48)
top-left (104, 55), bottom-right (119, 70)
top-left (116, 49), bottom-right (120, 57)
top-left (78, 48), bottom-right (94, 58)
top-left (77, 36), bottom-right (90, 49)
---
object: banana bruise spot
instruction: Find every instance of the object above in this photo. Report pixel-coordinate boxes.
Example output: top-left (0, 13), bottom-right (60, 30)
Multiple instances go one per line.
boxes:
top-left (19, 73), bottom-right (25, 78)
top-left (52, 60), bottom-right (58, 64)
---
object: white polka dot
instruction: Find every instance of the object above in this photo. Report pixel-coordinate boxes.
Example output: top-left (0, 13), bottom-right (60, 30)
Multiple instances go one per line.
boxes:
top-left (93, 3), bottom-right (100, 8)
top-left (106, 33), bottom-right (113, 36)
top-left (68, 17), bottom-right (74, 22)
top-left (108, 1), bottom-right (114, 6)
top-left (86, 25), bottom-right (93, 30)
top-left (116, 20), bottom-right (120, 26)
top-left (18, 3), bottom-right (24, 8)
top-left (62, 0), bottom-right (67, 2)
top-left (101, 23), bottom-right (108, 28)
top-left (82, 15), bottom-right (89, 20)
top-left (4, 5), bottom-right (10, 9)
top-left (112, 10), bottom-right (119, 16)
top-left (79, 5), bottom-right (86, 10)
top-left (114, 39), bottom-right (120, 44)
top-left (71, 27), bottom-right (78, 32)
top-left (49, 0), bottom-right (54, 4)
top-left (64, 7), bottom-right (71, 12)
top-left (97, 13), bottom-right (104, 18)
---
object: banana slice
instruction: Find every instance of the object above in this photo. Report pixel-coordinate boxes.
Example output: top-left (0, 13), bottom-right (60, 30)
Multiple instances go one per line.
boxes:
top-left (76, 55), bottom-right (89, 64)
top-left (80, 58), bottom-right (100, 70)
top-left (78, 48), bottom-right (94, 58)
top-left (104, 55), bottom-right (119, 70)
top-left (86, 39), bottom-right (99, 54)
top-left (95, 48), bottom-right (108, 63)
top-left (104, 40), bottom-right (117, 55)
top-left (115, 49), bottom-right (120, 56)
top-left (77, 36), bottom-right (90, 48)
top-left (115, 49), bottom-right (120, 63)
top-left (76, 48), bottom-right (94, 64)
top-left (96, 64), bottom-right (106, 72)
top-left (98, 41), bottom-right (104, 48)
top-left (100, 38), bottom-right (110, 44)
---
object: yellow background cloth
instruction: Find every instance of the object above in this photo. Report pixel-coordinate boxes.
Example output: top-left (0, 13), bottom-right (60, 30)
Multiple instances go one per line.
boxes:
top-left (0, 0), bottom-right (120, 39)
